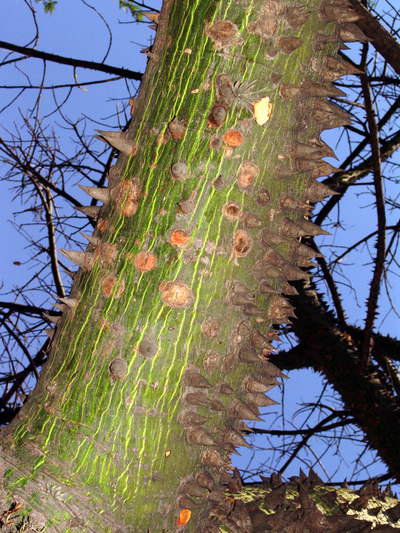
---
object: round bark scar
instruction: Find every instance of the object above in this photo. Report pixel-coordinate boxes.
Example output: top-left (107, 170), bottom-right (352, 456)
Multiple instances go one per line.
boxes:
top-left (159, 281), bottom-right (195, 308)
top-left (222, 201), bottom-right (242, 221)
top-left (138, 339), bottom-right (159, 359)
top-left (256, 187), bottom-right (271, 206)
top-left (206, 20), bottom-right (238, 47)
top-left (208, 105), bottom-right (227, 127)
top-left (237, 160), bottom-right (260, 189)
top-left (223, 129), bottom-right (244, 147)
top-left (101, 273), bottom-right (118, 298)
top-left (203, 350), bottom-right (221, 371)
top-left (170, 229), bottom-right (190, 248)
top-left (97, 242), bottom-right (119, 267)
top-left (111, 179), bottom-right (141, 217)
top-left (109, 358), bottom-right (128, 378)
top-left (135, 251), bottom-right (157, 272)
top-left (201, 317), bottom-right (222, 339)
top-left (234, 230), bottom-right (253, 257)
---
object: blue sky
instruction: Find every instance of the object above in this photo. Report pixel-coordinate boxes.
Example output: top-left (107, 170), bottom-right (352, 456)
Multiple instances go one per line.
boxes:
top-left (1, 0), bottom-right (399, 492)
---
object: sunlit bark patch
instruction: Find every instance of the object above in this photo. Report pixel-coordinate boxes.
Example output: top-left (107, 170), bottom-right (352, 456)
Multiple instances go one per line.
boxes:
top-left (169, 229), bottom-right (190, 248)
top-left (134, 251), bottom-right (157, 272)
top-left (177, 509), bottom-right (191, 527)
top-left (223, 129), bottom-right (244, 147)
top-left (101, 274), bottom-right (118, 298)
top-left (253, 96), bottom-right (273, 125)
top-left (159, 281), bottom-right (195, 308)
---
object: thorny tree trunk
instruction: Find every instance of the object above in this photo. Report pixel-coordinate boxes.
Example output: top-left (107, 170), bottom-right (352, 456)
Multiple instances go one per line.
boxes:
top-left (0, 0), bottom-right (368, 531)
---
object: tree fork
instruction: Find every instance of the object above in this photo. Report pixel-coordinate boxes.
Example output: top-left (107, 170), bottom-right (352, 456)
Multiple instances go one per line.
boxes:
top-left (0, 0), bottom-right (365, 531)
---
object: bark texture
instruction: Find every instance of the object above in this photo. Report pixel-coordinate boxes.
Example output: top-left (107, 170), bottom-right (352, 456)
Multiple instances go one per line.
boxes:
top-left (0, 0), bottom-right (367, 531)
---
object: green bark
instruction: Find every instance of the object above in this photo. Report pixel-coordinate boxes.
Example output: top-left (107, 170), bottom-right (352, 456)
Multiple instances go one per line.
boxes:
top-left (0, 0), bottom-right (365, 531)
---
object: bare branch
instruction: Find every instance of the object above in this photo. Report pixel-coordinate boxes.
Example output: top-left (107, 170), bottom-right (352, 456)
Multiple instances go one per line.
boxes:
top-left (359, 46), bottom-right (386, 371)
top-left (0, 41), bottom-right (143, 81)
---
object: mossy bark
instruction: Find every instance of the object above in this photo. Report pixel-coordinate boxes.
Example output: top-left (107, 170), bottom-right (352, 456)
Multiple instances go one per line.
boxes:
top-left (0, 0), bottom-right (362, 531)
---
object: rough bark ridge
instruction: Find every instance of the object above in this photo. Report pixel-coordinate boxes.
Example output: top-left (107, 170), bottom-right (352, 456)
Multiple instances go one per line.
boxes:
top-left (0, 0), bottom-right (366, 531)
top-left (239, 469), bottom-right (400, 532)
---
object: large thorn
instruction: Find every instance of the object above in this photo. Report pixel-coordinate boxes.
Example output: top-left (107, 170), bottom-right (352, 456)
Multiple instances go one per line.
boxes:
top-left (219, 383), bottom-right (236, 395)
top-left (259, 361), bottom-right (289, 380)
top-left (43, 313), bottom-right (60, 325)
top-left (57, 297), bottom-right (78, 309)
top-left (243, 304), bottom-right (264, 316)
top-left (80, 233), bottom-right (102, 248)
top-left (250, 330), bottom-right (275, 351)
top-left (236, 420), bottom-right (255, 433)
top-left (259, 281), bottom-right (279, 295)
top-left (181, 481), bottom-right (207, 498)
top-left (247, 392), bottom-right (279, 408)
top-left (195, 470), bottom-right (216, 491)
top-left (96, 130), bottom-right (138, 157)
top-left (59, 249), bottom-right (95, 271)
top-left (220, 443), bottom-right (241, 455)
top-left (201, 449), bottom-right (231, 468)
top-left (297, 218), bottom-right (331, 236)
top-left (281, 265), bottom-right (311, 281)
top-left (141, 11), bottom-right (159, 22)
top-left (302, 80), bottom-right (346, 98)
top-left (304, 179), bottom-right (339, 203)
top-left (291, 242), bottom-right (324, 260)
top-left (184, 391), bottom-right (211, 406)
top-left (187, 427), bottom-right (218, 446)
top-left (289, 140), bottom-right (337, 160)
top-left (74, 206), bottom-right (101, 219)
top-left (337, 22), bottom-right (370, 43)
top-left (319, 1), bottom-right (361, 23)
top-left (178, 410), bottom-right (210, 427)
top-left (77, 185), bottom-right (110, 205)
top-left (183, 369), bottom-right (211, 388)
top-left (222, 427), bottom-right (252, 449)
top-left (50, 302), bottom-right (65, 312)
top-left (242, 375), bottom-right (278, 394)
top-left (210, 399), bottom-right (225, 411)
top-left (178, 495), bottom-right (201, 510)
top-left (258, 229), bottom-right (288, 247)
top-left (231, 280), bottom-right (253, 294)
top-left (231, 293), bottom-right (255, 306)
top-left (45, 328), bottom-right (55, 338)
top-left (320, 55), bottom-right (363, 83)
top-left (280, 217), bottom-right (309, 238)
top-left (238, 347), bottom-right (260, 363)
top-left (228, 399), bottom-right (263, 422)
top-left (312, 99), bottom-right (352, 130)
top-left (285, 6), bottom-right (311, 29)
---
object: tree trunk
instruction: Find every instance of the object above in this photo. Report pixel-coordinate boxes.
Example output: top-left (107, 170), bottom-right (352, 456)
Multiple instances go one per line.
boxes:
top-left (0, 0), bottom-right (364, 531)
